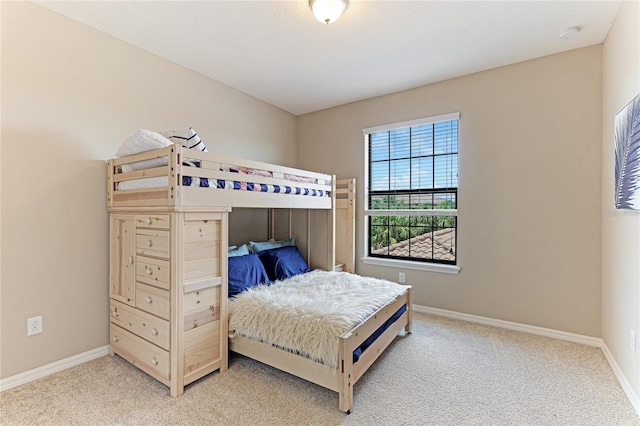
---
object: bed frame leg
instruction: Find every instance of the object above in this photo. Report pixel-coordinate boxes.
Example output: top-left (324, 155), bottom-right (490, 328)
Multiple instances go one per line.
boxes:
top-left (339, 338), bottom-right (353, 414)
top-left (338, 374), bottom-right (353, 413)
top-left (405, 287), bottom-right (413, 335)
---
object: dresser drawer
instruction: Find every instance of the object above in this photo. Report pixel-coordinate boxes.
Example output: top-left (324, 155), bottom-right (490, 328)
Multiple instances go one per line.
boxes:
top-left (136, 229), bottom-right (170, 259)
top-left (136, 282), bottom-right (170, 320)
top-left (110, 300), bottom-right (169, 350)
top-left (136, 256), bottom-right (170, 290)
top-left (111, 323), bottom-right (170, 381)
top-left (136, 214), bottom-right (170, 230)
top-left (184, 285), bottom-right (219, 313)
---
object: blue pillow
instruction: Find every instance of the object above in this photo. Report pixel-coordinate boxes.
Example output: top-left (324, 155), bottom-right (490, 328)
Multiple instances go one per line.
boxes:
top-left (228, 253), bottom-right (270, 297)
top-left (228, 244), bottom-right (250, 257)
top-left (250, 236), bottom-right (296, 253)
top-left (258, 245), bottom-right (311, 282)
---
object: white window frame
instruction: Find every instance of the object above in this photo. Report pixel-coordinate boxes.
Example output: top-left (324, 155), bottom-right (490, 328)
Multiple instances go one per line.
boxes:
top-left (363, 112), bottom-right (461, 275)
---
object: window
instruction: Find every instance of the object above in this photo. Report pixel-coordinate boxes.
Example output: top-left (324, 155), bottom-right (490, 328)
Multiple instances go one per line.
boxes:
top-left (364, 113), bottom-right (459, 270)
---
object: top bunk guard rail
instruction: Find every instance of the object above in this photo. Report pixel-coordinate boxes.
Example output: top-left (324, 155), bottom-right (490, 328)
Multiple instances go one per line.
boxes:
top-left (107, 145), bottom-right (334, 210)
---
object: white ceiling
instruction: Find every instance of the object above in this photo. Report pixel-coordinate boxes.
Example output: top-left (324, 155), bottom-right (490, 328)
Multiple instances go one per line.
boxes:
top-left (37, 1), bottom-right (622, 116)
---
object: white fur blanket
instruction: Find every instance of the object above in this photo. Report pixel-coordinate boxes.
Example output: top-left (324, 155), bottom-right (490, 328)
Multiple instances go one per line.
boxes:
top-left (229, 270), bottom-right (408, 368)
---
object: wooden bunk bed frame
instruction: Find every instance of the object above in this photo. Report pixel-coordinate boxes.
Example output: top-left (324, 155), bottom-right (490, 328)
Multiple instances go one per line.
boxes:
top-left (108, 145), bottom-right (333, 211)
top-left (107, 145), bottom-right (412, 412)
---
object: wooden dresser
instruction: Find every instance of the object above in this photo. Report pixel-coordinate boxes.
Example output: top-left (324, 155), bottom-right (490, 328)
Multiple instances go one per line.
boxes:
top-left (109, 209), bottom-right (228, 396)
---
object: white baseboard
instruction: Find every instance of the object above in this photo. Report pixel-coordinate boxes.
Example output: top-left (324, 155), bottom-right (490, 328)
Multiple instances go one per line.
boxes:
top-left (413, 305), bottom-right (602, 346)
top-left (0, 345), bottom-right (110, 392)
top-left (413, 304), bottom-right (640, 417)
top-left (601, 341), bottom-right (640, 416)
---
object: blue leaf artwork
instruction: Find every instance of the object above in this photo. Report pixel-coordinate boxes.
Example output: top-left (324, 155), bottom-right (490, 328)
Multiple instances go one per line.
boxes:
top-left (615, 93), bottom-right (640, 211)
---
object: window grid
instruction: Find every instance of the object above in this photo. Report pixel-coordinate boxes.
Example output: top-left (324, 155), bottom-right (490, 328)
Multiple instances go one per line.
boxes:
top-left (367, 118), bottom-right (458, 265)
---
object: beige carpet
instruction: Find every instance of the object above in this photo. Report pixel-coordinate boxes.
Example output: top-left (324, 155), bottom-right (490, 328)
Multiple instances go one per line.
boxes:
top-left (1, 312), bottom-right (638, 425)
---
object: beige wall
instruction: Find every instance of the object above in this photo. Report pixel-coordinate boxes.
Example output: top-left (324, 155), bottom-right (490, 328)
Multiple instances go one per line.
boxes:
top-left (602, 0), bottom-right (640, 400)
top-left (298, 46), bottom-right (603, 337)
top-left (0, 2), bottom-right (296, 379)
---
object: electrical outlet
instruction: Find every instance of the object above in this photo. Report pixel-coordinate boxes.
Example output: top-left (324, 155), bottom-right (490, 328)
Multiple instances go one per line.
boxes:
top-left (398, 272), bottom-right (406, 283)
top-left (27, 316), bottom-right (43, 336)
top-left (631, 330), bottom-right (636, 353)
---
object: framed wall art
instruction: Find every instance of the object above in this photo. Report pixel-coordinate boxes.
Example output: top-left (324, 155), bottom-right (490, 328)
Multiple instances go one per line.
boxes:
top-left (614, 92), bottom-right (640, 211)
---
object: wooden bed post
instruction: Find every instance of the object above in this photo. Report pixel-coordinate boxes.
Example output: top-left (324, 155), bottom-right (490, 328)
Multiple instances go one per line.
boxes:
top-left (221, 211), bottom-right (229, 371)
top-left (106, 160), bottom-right (114, 209)
top-left (268, 208), bottom-right (275, 240)
top-left (169, 146), bottom-right (181, 206)
top-left (306, 210), bottom-right (311, 266)
top-left (170, 212), bottom-right (185, 397)
top-left (339, 335), bottom-right (354, 413)
top-left (406, 286), bottom-right (413, 334)
top-left (328, 176), bottom-right (336, 272)
top-left (345, 179), bottom-right (355, 273)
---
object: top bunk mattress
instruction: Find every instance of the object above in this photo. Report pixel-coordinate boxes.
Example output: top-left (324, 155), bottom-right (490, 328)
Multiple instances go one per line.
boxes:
top-left (117, 168), bottom-right (330, 199)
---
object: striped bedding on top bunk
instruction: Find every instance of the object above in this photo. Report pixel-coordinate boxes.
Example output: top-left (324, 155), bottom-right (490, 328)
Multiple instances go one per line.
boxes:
top-left (117, 164), bottom-right (330, 197)
top-left (114, 129), bottom-right (330, 198)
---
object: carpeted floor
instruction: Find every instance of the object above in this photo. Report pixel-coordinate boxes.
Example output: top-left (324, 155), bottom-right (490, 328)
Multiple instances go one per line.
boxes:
top-left (1, 312), bottom-right (638, 425)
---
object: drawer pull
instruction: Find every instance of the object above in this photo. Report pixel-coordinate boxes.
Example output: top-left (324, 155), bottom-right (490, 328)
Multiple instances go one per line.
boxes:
top-left (146, 267), bottom-right (153, 275)
top-left (151, 328), bottom-right (159, 336)
top-left (146, 296), bottom-right (153, 304)
top-left (146, 240), bottom-right (153, 247)
top-left (113, 336), bottom-right (119, 342)
top-left (128, 256), bottom-right (134, 264)
top-left (151, 357), bottom-right (158, 365)
top-left (112, 309), bottom-right (119, 317)
top-left (145, 218), bottom-right (152, 225)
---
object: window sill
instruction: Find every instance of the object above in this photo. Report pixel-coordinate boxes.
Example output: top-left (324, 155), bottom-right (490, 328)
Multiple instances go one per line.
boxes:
top-left (362, 257), bottom-right (460, 275)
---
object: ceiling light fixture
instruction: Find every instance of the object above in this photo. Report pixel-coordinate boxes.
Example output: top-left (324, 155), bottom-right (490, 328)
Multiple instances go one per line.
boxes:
top-left (309, 0), bottom-right (348, 25)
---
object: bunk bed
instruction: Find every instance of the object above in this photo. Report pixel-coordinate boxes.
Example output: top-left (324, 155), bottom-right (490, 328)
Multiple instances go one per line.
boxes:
top-left (107, 142), bottom-right (412, 412)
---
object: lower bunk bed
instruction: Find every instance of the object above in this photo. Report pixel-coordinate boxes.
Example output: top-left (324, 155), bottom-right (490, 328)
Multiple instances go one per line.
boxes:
top-left (226, 249), bottom-right (412, 413)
